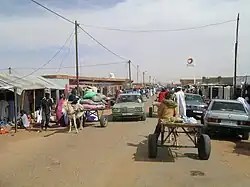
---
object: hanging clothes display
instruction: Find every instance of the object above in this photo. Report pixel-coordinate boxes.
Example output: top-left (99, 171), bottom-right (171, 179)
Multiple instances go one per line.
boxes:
top-left (0, 100), bottom-right (9, 120)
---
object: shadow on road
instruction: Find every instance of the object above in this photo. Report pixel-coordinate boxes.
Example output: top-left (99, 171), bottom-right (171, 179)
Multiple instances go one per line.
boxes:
top-left (171, 152), bottom-right (200, 160)
top-left (233, 141), bottom-right (250, 156)
top-left (209, 133), bottom-right (241, 142)
top-left (209, 133), bottom-right (250, 157)
top-left (127, 140), bottom-right (175, 162)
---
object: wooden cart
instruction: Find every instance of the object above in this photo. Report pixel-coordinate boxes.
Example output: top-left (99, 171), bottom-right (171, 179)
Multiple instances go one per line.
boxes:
top-left (148, 122), bottom-right (211, 160)
top-left (83, 109), bottom-right (108, 127)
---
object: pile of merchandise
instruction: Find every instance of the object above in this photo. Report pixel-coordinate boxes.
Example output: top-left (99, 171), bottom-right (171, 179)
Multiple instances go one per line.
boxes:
top-left (79, 88), bottom-right (108, 110)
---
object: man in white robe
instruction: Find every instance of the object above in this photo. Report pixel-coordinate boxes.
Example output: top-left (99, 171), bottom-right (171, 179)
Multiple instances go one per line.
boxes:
top-left (174, 87), bottom-right (186, 117)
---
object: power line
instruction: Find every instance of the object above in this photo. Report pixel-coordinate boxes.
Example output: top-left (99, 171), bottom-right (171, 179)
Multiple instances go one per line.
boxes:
top-left (30, 1), bottom-right (129, 62)
top-left (9, 30), bottom-right (74, 83)
top-left (82, 19), bottom-right (236, 33)
top-left (30, 0), bottom-right (235, 34)
top-left (9, 61), bottom-right (126, 71)
top-left (30, 0), bottom-right (75, 24)
top-left (78, 25), bottom-right (128, 61)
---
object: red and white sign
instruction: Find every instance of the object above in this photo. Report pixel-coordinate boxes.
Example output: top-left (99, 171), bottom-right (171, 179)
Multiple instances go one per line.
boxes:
top-left (187, 58), bottom-right (193, 65)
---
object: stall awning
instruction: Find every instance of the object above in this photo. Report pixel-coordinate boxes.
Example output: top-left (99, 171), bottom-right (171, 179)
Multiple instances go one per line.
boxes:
top-left (0, 73), bottom-right (64, 95)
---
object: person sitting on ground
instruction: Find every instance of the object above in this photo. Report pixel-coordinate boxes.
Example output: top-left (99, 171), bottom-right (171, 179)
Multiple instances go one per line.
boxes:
top-left (18, 110), bottom-right (30, 130)
top-left (154, 91), bottom-right (178, 140)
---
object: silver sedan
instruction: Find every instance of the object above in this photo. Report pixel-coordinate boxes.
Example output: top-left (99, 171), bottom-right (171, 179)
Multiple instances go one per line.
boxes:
top-left (204, 99), bottom-right (250, 140)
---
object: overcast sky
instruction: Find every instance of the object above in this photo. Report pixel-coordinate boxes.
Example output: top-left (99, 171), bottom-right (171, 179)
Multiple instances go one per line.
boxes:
top-left (0, 0), bottom-right (249, 83)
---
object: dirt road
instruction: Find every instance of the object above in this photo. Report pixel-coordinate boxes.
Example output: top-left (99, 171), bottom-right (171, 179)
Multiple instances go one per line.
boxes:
top-left (0, 102), bottom-right (250, 187)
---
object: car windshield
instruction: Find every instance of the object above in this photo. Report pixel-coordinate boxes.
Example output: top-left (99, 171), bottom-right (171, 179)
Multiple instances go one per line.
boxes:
top-left (185, 94), bottom-right (203, 103)
top-left (211, 101), bottom-right (246, 112)
top-left (117, 95), bottom-right (141, 103)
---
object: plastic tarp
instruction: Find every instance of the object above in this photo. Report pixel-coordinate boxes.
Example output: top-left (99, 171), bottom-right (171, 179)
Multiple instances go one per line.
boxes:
top-left (0, 73), bottom-right (64, 95)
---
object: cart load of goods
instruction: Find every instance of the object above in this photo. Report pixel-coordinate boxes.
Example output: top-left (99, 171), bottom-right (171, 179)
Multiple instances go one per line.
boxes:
top-left (161, 116), bottom-right (197, 124)
top-left (79, 89), bottom-right (108, 110)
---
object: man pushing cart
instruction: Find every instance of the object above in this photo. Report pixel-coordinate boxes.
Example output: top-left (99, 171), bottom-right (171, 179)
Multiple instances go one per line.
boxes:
top-left (148, 90), bottom-right (211, 160)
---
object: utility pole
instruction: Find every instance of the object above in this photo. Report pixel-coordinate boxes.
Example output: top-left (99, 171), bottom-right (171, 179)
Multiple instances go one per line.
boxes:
top-left (128, 60), bottom-right (132, 88)
top-left (143, 71), bottom-right (146, 86)
top-left (136, 65), bottom-right (139, 83)
top-left (75, 20), bottom-right (80, 95)
top-left (149, 75), bottom-right (151, 85)
top-left (8, 67), bottom-right (11, 74)
top-left (233, 13), bottom-right (240, 99)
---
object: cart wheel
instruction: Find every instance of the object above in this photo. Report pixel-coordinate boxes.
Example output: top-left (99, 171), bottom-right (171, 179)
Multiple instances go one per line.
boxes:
top-left (148, 134), bottom-right (158, 158)
top-left (141, 113), bottom-right (147, 121)
top-left (100, 115), bottom-right (108, 127)
top-left (197, 134), bottom-right (211, 160)
top-left (149, 107), bottom-right (153, 117)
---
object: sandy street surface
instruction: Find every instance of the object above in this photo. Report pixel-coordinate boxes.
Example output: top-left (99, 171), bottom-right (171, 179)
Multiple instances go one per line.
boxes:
top-left (0, 99), bottom-right (250, 187)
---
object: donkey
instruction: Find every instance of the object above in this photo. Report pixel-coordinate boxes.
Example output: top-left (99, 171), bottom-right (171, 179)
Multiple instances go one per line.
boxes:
top-left (62, 100), bottom-right (85, 133)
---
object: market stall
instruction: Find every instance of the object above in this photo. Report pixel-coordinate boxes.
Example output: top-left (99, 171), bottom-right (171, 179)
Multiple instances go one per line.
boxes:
top-left (0, 85), bottom-right (18, 133)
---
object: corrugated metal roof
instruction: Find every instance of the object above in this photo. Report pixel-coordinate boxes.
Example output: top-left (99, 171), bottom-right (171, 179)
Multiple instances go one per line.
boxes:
top-left (0, 85), bottom-right (14, 90)
top-left (42, 78), bottom-right (69, 88)
top-left (0, 73), bottom-right (64, 95)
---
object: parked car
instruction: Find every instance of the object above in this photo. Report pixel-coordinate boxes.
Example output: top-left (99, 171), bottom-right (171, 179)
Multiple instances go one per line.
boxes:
top-left (111, 93), bottom-right (147, 121)
top-left (185, 93), bottom-right (208, 120)
top-left (203, 99), bottom-right (250, 140)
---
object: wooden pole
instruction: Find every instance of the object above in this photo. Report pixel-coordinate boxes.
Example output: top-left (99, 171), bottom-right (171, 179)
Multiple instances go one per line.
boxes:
top-left (14, 87), bottom-right (17, 133)
top-left (75, 20), bottom-right (80, 95)
top-left (33, 90), bottom-right (36, 115)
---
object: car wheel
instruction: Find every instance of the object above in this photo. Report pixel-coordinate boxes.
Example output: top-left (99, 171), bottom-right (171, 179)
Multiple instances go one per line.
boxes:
top-left (100, 115), bottom-right (108, 127)
top-left (141, 113), bottom-right (147, 121)
top-left (242, 132), bottom-right (249, 140)
top-left (149, 107), bottom-right (153, 117)
top-left (112, 116), bottom-right (117, 122)
top-left (201, 115), bottom-right (204, 124)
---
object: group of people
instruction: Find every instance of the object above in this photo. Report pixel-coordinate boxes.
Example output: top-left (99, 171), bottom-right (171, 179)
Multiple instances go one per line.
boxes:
top-left (154, 87), bottom-right (186, 140)
top-left (19, 86), bottom-right (100, 131)
top-left (18, 90), bottom-right (54, 131)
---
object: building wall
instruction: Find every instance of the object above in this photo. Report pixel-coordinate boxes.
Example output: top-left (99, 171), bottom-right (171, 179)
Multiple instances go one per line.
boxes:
top-left (180, 76), bottom-right (250, 86)
top-left (180, 79), bottom-right (202, 85)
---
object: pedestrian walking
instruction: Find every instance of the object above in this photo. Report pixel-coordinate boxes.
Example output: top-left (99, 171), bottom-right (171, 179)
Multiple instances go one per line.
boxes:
top-left (40, 89), bottom-right (53, 131)
top-left (174, 86), bottom-right (186, 118)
